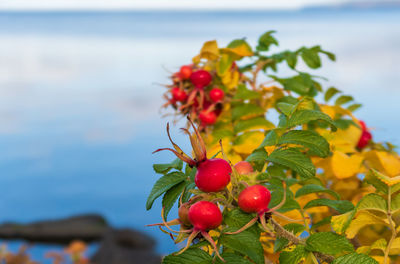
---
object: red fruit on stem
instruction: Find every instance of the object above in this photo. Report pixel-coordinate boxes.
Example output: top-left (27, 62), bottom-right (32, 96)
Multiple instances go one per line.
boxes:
top-left (209, 88), bottom-right (225, 102)
top-left (238, 185), bottom-right (271, 214)
top-left (195, 158), bottom-right (231, 192)
top-left (171, 87), bottom-right (188, 102)
top-left (234, 161), bottom-right (254, 175)
top-left (190, 70), bottom-right (212, 89)
top-left (179, 65), bottom-right (192, 80)
top-left (188, 201), bottom-right (222, 231)
top-left (199, 110), bottom-right (217, 125)
top-left (178, 203), bottom-right (192, 226)
top-left (357, 120), bottom-right (372, 149)
top-left (357, 130), bottom-right (372, 149)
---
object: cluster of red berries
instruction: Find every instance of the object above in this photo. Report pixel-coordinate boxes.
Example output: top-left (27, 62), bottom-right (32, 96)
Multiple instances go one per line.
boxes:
top-left (150, 121), bottom-right (277, 261)
top-left (166, 65), bottom-right (226, 128)
top-left (357, 120), bottom-right (372, 149)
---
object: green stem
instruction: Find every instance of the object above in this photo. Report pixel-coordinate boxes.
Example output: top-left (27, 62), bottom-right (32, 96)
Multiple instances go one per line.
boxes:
top-left (385, 186), bottom-right (397, 264)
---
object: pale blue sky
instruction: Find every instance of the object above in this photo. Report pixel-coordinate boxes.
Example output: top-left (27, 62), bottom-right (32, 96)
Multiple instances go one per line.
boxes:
top-left (0, 0), bottom-right (347, 11)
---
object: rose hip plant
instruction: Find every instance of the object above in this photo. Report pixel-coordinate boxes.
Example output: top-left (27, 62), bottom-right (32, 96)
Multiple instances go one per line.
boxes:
top-left (148, 31), bottom-right (400, 263)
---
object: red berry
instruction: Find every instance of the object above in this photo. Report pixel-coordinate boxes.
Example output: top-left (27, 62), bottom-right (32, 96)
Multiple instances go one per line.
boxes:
top-left (357, 120), bottom-right (372, 149)
top-left (179, 65), bottom-right (192, 80)
top-left (238, 185), bottom-right (271, 214)
top-left (199, 110), bottom-right (217, 125)
top-left (171, 87), bottom-right (187, 102)
top-left (190, 70), bottom-right (212, 89)
top-left (234, 161), bottom-right (254, 175)
top-left (209, 88), bottom-right (225, 102)
top-left (357, 130), bottom-right (372, 149)
top-left (188, 201), bottom-right (222, 231)
top-left (195, 158), bottom-right (231, 192)
top-left (178, 202), bottom-right (191, 226)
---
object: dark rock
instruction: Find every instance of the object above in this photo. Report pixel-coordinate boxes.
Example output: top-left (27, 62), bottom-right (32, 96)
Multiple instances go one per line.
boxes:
top-left (0, 214), bottom-right (108, 244)
top-left (0, 214), bottom-right (161, 263)
top-left (91, 229), bottom-right (161, 264)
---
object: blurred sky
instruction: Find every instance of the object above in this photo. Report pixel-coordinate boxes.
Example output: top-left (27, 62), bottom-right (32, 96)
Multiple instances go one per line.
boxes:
top-left (0, 0), bottom-right (373, 11)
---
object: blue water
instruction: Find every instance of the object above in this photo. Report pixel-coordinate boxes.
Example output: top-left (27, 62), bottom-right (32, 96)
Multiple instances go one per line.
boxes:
top-left (0, 9), bottom-right (399, 262)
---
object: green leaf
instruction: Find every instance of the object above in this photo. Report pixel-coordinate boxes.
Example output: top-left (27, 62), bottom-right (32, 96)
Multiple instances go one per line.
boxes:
top-left (228, 38), bottom-right (253, 52)
top-left (365, 171), bottom-right (390, 194)
top-left (335, 95), bottom-right (353, 106)
top-left (324, 87), bottom-right (341, 102)
top-left (267, 148), bottom-right (316, 179)
top-left (347, 103), bottom-right (362, 112)
top-left (278, 130), bottom-right (330, 158)
top-left (276, 102), bottom-right (296, 116)
top-left (259, 130), bottom-right (278, 148)
top-left (284, 223), bottom-right (306, 234)
top-left (232, 104), bottom-right (265, 121)
top-left (217, 54), bottom-right (234, 76)
top-left (162, 248), bottom-right (212, 264)
top-left (287, 109), bottom-right (337, 131)
top-left (153, 158), bottom-right (183, 174)
top-left (284, 51), bottom-right (298, 69)
top-left (182, 182), bottom-right (196, 203)
top-left (271, 73), bottom-right (314, 96)
top-left (220, 229), bottom-right (264, 264)
top-left (304, 199), bottom-right (354, 214)
top-left (146, 171), bottom-right (186, 210)
top-left (233, 84), bottom-right (260, 100)
top-left (234, 117), bottom-right (274, 133)
top-left (246, 148), bottom-right (268, 163)
top-left (301, 47), bottom-right (321, 69)
top-left (295, 184), bottom-right (340, 200)
top-left (162, 181), bottom-right (187, 220)
top-left (279, 245), bottom-right (308, 264)
top-left (332, 253), bottom-right (378, 264)
top-left (223, 208), bottom-right (260, 236)
top-left (274, 237), bottom-right (289, 252)
top-left (305, 232), bottom-right (354, 255)
top-left (357, 193), bottom-right (387, 213)
top-left (257, 30), bottom-right (278, 51)
top-left (391, 194), bottom-right (400, 214)
top-left (320, 49), bottom-right (336, 61)
top-left (215, 253), bottom-right (253, 264)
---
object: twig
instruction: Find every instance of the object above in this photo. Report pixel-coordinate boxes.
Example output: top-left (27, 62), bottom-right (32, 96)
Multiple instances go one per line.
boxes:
top-left (269, 218), bottom-right (335, 263)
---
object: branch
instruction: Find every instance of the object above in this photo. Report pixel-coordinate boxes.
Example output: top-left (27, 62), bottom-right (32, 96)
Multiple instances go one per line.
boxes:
top-left (269, 218), bottom-right (335, 263)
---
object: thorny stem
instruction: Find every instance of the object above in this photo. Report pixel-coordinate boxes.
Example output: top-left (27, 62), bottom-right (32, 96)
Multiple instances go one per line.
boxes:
top-left (250, 59), bottom-right (273, 91)
top-left (385, 186), bottom-right (397, 264)
top-left (269, 218), bottom-right (335, 263)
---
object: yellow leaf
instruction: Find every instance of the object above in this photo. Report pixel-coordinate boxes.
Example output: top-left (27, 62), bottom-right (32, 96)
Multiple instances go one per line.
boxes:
top-left (389, 237), bottom-right (400, 255)
top-left (232, 131), bottom-right (264, 155)
top-left (365, 150), bottom-right (400, 177)
top-left (273, 210), bottom-right (308, 226)
top-left (370, 238), bottom-right (386, 253)
top-left (199, 40), bottom-right (220, 60)
top-left (372, 256), bottom-right (385, 264)
top-left (356, 246), bottom-right (370, 254)
top-left (221, 69), bottom-right (240, 89)
top-left (265, 146), bottom-right (276, 155)
top-left (371, 169), bottom-right (400, 187)
top-left (331, 211), bottom-right (354, 235)
top-left (345, 211), bottom-right (389, 239)
top-left (331, 151), bottom-right (363, 179)
top-left (220, 44), bottom-right (253, 58)
top-left (326, 124), bottom-right (362, 153)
